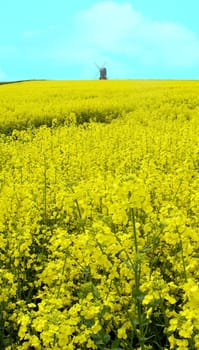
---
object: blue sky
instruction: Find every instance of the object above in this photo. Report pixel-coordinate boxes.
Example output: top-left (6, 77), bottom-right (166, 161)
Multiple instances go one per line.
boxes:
top-left (0, 0), bottom-right (199, 80)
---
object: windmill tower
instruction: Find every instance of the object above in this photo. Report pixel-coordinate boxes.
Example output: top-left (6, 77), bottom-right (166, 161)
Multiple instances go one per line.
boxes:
top-left (95, 63), bottom-right (107, 80)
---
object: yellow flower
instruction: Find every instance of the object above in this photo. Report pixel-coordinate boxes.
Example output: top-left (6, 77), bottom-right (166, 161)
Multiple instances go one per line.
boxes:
top-left (0, 79), bottom-right (199, 349)
top-left (118, 326), bottom-right (127, 339)
top-left (176, 338), bottom-right (189, 349)
top-left (142, 294), bottom-right (154, 305)
top-left (179, 321), bottom-right (193, 338)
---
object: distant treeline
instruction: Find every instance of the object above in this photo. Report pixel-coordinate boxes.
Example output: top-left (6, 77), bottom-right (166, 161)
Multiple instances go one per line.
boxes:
top-left (0, 79), bottom-right (47, 85)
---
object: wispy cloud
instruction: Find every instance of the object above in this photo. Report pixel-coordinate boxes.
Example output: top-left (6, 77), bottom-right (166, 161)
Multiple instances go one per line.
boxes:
top-left (34, 1), bottom-right (198, 78)
top-left (2, 1), bottom-right (199, 79)
top-left (71, 1), bottom-right (199, 69)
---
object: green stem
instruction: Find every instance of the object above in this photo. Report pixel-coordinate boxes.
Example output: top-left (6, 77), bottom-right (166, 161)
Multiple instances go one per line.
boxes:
top-left (74, 198), bottom-right (82, 219)
top-left (43, 156), bottom-right (47, 224)
top-left (56, 250), bottom-right (68, 299)
top-left (130, 207), bottom-right (145, 350)
top-left (178, 234), bottom-right (187, 283)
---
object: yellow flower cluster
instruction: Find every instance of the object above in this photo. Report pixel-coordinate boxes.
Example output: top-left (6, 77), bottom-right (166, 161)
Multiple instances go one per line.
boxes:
top-left (0, 80), bottom-right (199, 349)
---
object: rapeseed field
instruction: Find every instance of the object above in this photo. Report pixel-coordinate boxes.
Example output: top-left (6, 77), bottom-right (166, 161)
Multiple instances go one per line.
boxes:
top-left (0, 80), bottom-right (199, 349)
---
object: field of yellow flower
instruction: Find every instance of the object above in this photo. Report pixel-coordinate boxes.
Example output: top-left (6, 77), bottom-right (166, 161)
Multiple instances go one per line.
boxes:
top-left (0, 80), bottom-right (199, 349)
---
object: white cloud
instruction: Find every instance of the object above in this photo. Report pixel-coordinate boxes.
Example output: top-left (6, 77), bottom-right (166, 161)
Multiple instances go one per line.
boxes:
top-left (9, 1), bottom-right (199, 79)
top-left (68, 1), bottom-right (199, 70)
top-left (75, 2), bottom-right (140, 50)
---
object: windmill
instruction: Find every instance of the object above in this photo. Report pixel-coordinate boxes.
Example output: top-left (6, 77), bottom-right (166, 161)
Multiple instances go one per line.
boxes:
top-left (95, 63), bottom-right (107, 80)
